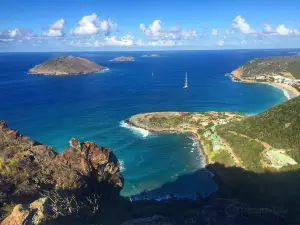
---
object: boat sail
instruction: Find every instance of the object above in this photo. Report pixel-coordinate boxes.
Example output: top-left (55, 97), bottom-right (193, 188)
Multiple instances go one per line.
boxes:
top-left (183, 72), bottom-right (188, 88)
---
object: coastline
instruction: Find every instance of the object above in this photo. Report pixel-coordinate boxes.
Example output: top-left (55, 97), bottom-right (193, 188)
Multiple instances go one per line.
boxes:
top-left (230, 70), bottom-right (300, 100)
top-left (125, 119), bottom-right (211, 166)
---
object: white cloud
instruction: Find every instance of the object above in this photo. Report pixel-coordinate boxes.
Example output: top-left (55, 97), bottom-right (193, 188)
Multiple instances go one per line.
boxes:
top-left (217, 40), bottom-right (224, 46)
top-left (181, 29), bottom-right (197, 39)
top-left (232, 15), bottom-right (255, 34)
top-left (44, 19), bottom-right (65, 37)
top-left (8, 29), bottom-right (21, 38)
top-left (103, 34), bottom-right (134, 46)
top-left (50, 19), bottom-right (65, 30)
top-left (148, 40), bottom-right (179, 46)
top-left (275, 24), bottom-right (300, 36)
top-left (0, 28), bottom-right (38, 42)
top-left (276, 25), bottom-right (290, 35)
top-left (45, 29), bottom-right (64, 37)
top-left (264, 24), bottom-right (272, 33)
top-left (140, 20), bottom-right (197, 40)
top-left (212, 29), bottom-right (219, 36)
top-left (140, 20), bottom-right (162, 37)
top-left (71, 13), bottom-right (117, 36)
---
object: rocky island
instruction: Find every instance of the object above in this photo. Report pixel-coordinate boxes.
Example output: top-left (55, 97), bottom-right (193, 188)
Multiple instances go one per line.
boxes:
top-left (28, 56), bottom-right (107, 75)
top-left (231, 56), bottom-right (300, 98)
top-left (111, 56), bottom-right (135, 62)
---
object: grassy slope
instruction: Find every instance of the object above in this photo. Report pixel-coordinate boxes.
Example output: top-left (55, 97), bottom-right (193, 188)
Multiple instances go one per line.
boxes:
top-left (218, 96), bottom-right (300, 163)
top-left (240, 56), bottom-right (300, 79)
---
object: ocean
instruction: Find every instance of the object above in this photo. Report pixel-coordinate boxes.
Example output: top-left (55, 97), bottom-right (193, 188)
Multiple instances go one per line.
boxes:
top-left (0, 50), bottom-right (289, 198)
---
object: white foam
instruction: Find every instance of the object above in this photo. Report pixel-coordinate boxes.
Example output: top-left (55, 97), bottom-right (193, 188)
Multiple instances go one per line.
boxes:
top-left (96, 68), bottom-right (110, 73)
top-left (119, 160), bottom-right (126, 172)
top-left (120, 120), bottom-right (150, 138)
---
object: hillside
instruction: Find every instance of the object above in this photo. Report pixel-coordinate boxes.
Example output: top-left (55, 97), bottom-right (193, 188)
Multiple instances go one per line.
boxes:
top-left (28, 56), bottom-right (107, 75)
top-left (233, 56), bottom-right (300, 79)
top-left (217, 96), bottom-right (300, 170)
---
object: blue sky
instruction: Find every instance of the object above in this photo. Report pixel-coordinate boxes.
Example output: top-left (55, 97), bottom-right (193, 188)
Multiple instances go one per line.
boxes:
top-left (1, 0), bottom-right (300, 51)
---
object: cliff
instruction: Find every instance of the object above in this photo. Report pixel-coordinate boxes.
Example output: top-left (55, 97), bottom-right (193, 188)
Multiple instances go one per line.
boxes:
top-left (28, 56), bottom-right (107, 75)
top-left (0, 120), bottom-right (123, 204)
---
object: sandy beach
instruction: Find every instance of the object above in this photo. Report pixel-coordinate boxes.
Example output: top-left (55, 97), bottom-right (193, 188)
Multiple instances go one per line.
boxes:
top-left (230, 71), bottom-right (300, 100)
top-left (262, 82), bottom-right (300, 100)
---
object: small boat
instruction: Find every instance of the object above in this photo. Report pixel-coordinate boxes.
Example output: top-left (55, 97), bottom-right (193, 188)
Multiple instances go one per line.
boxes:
top-left (183, 72), bottom-right (188, 89)
top-left (152, 72), bottom-right (154, 76)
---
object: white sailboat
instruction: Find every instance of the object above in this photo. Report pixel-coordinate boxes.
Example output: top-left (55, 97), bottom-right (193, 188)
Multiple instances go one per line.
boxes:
top-left (152, 72), bottom-right (154, 76)
top-left (183, 72), bottom-right (188, 89)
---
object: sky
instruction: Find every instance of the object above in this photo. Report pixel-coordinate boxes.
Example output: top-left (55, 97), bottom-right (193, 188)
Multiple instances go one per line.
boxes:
top-left (1, 0), bottom-right (300, 51)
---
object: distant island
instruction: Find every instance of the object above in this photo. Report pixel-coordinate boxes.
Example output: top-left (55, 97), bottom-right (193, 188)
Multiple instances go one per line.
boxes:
top-left (112, 56), bottom-right (135, 61)
top-left (231, 56), bottom-right (300, 98)
top-left (142, 53), bottom-right (160, 57)
top-left (28, 56), bottom-right (107, 75)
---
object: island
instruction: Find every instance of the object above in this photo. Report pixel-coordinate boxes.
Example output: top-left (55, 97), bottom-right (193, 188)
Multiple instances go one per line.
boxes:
top-left (142, 53), bottom-right (160, 57)
top-left (231, 56), bottom-right (300, 98)
top-left (111, 56), bottom-right (135, 61)
top-left (28, 56), bottom-right (107, 75)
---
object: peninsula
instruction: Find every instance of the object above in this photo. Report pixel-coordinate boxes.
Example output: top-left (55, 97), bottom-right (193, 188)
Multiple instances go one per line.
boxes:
top-left (128, 96), bottom-right (300, 171)
top-left (231, 56), bottom-right (300, 98)
top-left (112, 56), bottom-right (135, 61)
top-left (28, 56), bottom-right (107, 75)
top-left (127, 111), bottom-right (246, 166)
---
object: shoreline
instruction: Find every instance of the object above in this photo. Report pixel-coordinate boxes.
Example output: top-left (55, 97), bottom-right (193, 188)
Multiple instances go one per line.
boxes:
top-left (230, 72), bottom-right (300, 100)
top-left (125, 119), bottom-right (211, 166)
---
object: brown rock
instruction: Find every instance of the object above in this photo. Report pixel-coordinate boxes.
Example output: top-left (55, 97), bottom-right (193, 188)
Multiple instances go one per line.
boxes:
top-left (1, 198), bottom-right (50, 225)
top-left (0, 120), bottom-right (123, 201)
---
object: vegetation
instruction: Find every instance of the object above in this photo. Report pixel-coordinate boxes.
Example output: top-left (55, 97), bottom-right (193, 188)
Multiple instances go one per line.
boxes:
top-left (211, 150), bottom-right (235, 167)
top-left (238, 56), bottom-right (300, 79)
top-left (216, 129), bottom-right (265, 171)
top-left (218, 96), bottom-right (300, 163)
top-left (1, 202), bottom-right (17, 219)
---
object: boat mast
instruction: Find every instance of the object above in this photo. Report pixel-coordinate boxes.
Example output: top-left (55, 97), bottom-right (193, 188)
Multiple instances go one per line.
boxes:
top-left (184, 72), bottom-right (188, 88)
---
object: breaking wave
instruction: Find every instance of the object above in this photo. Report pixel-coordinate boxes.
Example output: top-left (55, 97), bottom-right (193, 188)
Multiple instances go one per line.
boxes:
top-left (120, 120), bottom-right (150, 138)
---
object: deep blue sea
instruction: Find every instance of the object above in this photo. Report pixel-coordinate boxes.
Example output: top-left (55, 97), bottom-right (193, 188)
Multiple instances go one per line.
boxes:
top-left (0, 50), bottom-right (290, 198)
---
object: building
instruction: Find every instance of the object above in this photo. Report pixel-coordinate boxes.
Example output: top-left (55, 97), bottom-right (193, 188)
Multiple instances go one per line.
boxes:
top-left (265, 149), bottom-right (297, 168)
top-left (212, 140), bottom-right (221, 151)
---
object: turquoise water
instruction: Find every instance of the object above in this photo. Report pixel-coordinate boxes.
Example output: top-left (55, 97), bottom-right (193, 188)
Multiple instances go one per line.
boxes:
top-left (0, 50), bottom-right (288, 198)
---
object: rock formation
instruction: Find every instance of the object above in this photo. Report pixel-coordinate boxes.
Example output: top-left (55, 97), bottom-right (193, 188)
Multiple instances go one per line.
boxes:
top-left (0, 120), bottom-right (123, 204)
top-left (28, 56), bottom-right (107, 75)
top-left (112, 56), bottom-right (135, 61)
top-left (1, 198), bottom-right (50, 225)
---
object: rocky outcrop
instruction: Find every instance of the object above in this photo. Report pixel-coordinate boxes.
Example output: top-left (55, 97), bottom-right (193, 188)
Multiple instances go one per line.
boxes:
top-left (1, 198), bottom-right (50, 225)
top-left (112, 56), bottom-right (135, 61)
top-left (0, 120), bottom-right (123, 203)
top-left (28, 56), bottom-right (107, 75)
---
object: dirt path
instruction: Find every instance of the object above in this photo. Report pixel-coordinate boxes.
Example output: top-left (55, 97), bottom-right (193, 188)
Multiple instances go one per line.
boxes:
top-left (216, 134), bottom-right (244, 167)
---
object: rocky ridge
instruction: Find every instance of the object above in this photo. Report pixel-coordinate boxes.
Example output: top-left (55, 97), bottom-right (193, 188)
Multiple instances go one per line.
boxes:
top-left (0, 120), bottom-right (123, 205)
